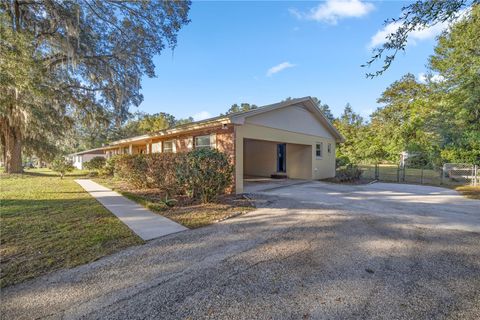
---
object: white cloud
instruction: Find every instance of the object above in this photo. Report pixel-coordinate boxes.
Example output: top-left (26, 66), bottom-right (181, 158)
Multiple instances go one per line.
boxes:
top-left (368, 8), bottom-right (469, 49)
top-left (418, 72), bottom-right (428, 84)
top-left (291, 0), bottom-right (375, 25)
top-left (417, 72), bottom-right (445, 84)
top-left (431, 74), bottom-right (445, 83)
top-left (266, 62), bottom-right (296, 77)
top-left (368, 21), bottom-right (449, 49)
top-left (193, 111), bottom-right (211, 121)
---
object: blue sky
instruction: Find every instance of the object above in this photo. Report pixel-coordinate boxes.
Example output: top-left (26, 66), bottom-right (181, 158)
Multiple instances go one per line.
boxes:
top-left (138, 1), bottom-right (446, 120)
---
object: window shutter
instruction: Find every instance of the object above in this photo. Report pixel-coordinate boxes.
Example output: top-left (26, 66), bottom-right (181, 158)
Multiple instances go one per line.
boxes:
top-left (210, 133), bottom-right (217, 148)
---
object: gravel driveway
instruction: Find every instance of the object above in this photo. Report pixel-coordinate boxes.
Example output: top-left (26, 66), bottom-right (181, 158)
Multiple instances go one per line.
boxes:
top-left (2, 181), bottom-right (479, 319)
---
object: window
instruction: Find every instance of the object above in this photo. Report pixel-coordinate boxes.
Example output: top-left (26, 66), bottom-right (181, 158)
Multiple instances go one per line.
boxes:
top-left (316, 143), bottom-right (323, 158)
top-left (151, 142), bottom-right (162, 153)
top-left (163, 140), bottom-right (174, 153)
top-left (195, 135), bottom-right (212, 148)
top-left (328, 143), bottom-right (332, 154)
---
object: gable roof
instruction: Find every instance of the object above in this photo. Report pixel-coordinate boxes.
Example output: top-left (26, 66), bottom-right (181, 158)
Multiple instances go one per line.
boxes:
top-left (105, 96), bottom-right (344, 146)
top-left (229, 97), bottom-right (345, 142)
top-left (69, 147), bottom-right (106, 156)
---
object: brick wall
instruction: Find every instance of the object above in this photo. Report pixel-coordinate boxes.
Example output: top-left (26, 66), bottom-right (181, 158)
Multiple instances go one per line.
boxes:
top-left (149, 124), bottom-right (235, 160)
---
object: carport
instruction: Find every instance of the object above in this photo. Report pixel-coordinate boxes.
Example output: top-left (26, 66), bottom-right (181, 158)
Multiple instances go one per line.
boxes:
top-left (243, 138), bottom-right (312, 180)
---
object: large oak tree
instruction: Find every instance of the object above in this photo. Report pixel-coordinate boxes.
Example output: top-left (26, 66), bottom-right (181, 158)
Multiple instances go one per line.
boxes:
top-left (0, 0), bottom-right (190, 172)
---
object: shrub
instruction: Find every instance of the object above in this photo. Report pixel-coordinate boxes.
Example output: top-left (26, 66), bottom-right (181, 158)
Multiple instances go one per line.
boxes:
top-left (335, 155), bottom-right (351, 168)
top-left (50, 157), bottom-right (74, 179)
top-left (99, 155), bottom-right (119, 177)
top-left (83, 156), bottom-right (106, 171)
top-left (112, 149), bottom-right (233, 203)
top-left (335, 164), bottom-right (362, 182)
top-left (114, 154), bottom-right (148, 188)
top-left (178, 148), bottom-right (234, 203)
top-left (145, 153), bottom-right (186, 196)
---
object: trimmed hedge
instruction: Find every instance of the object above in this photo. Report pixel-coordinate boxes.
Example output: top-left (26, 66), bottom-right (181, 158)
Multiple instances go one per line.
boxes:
top-left (112, 149), bottom-right (233, 202)
top-left (179, 148), bottom-right (233, 203)
top-left (114, 154), bottom-right (148, 188)
top-left (146, 152), bottom-right (186, 196)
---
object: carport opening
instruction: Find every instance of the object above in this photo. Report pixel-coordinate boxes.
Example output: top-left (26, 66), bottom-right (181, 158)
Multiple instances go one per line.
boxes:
top-left (243, 138), bottom-right (312, 183)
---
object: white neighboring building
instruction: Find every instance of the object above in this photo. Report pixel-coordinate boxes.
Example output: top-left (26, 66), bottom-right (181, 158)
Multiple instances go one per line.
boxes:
top-left (69, 148), bottom-right (106, 170)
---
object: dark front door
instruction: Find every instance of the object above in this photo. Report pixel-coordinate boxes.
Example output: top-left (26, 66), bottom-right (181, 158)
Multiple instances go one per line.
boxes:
top-left (277, 143), bottom-right (286, 173)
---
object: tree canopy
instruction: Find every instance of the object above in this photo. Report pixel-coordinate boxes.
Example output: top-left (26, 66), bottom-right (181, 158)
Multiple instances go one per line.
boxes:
top-left (345, 5), bottom-right (480, 165)
top-left (364, 0), bottom-right (478, 77)
top-left (224, 103), bottom-right (258, 115)
top-left (0, 1), bottom-right (191, 172)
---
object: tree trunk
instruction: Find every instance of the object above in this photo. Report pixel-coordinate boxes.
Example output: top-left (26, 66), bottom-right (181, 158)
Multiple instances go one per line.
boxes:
top-left (1, 121), bottom-right (23, 173)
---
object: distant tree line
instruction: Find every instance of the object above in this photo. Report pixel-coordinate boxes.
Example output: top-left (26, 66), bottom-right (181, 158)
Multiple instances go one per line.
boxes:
top-left (339, 5), bottom-right (480, 166)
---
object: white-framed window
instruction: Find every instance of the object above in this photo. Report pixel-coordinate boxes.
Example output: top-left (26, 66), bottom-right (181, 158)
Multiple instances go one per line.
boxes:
top-left (315, 142), bottom-right (323, 159)
top-left (163, 140), bottom-right (174, 153)
top-left (151, 142), bottom-right (162, 153)
top-left (195, 135), bottom-right (213, 148)
top-left (328, 143), bottom-right (332, 154)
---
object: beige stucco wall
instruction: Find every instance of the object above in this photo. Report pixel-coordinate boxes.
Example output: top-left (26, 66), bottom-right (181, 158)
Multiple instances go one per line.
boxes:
top-left (286, 143), bottom-right (313, 180)
top-left (243, 139), bottom-right (313, 180)
top-left (235, 123), bottom-right (336, 193)
top-left (243, 139), bottom-right (277, 177)
top-left (244, 105), bottom-right (335, 139)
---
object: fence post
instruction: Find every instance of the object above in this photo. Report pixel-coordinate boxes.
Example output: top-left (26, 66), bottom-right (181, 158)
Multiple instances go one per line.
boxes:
top-left (440, 164), bottom-right (444, 185)
top-left (375, 164), bottom-right (379, 180)
top-left (397, 165), bottom-right (400, 183)
top-left (402, 165), bottom-right (406, 183)
top-left (421, 168), bottom-right (424, 184)
top-left (472, 165), bottom-right (475, 186)
top-left (475, 165), bottom-right (478, 187)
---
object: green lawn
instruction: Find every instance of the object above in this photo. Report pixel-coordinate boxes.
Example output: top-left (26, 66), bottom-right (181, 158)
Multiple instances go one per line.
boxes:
top-left (0, 169), bottom-right (143, 288)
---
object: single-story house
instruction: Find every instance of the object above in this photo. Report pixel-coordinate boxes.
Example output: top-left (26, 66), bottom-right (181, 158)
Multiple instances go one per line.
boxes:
top-left (69, 148), bottom-right (106, 170)
top-left (101, 97), bottom-right (344, 193)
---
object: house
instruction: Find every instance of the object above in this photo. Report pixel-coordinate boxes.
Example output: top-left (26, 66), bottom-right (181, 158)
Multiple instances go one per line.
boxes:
top-left (69, 148), bottom-right (106, 170)
top-left (102, 97), bottom-right (344, 193)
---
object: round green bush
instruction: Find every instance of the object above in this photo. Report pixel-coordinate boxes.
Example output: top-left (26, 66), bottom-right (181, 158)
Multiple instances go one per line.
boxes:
top-left (177, 148), bottom-right (234, 203)
top-left (49, 156), bottom-right (74, 178)
top-left (83, 156), bottom-right (106, 171)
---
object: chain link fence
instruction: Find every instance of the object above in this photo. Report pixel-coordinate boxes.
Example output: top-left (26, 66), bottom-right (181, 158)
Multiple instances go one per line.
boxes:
top-left (358, 163), bottom-right (479, 187)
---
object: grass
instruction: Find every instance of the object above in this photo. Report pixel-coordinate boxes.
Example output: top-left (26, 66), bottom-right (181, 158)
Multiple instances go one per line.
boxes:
top-left (0, 168), bottom-right (143, 288)
top-left (455, 186), bottom-right (480, 200)
top-left (94, 177), bottom-right (254, 229)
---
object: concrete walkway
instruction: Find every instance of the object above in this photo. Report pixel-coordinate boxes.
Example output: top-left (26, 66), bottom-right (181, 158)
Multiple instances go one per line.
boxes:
top-left (75, 179), bottom-right (187, 240)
